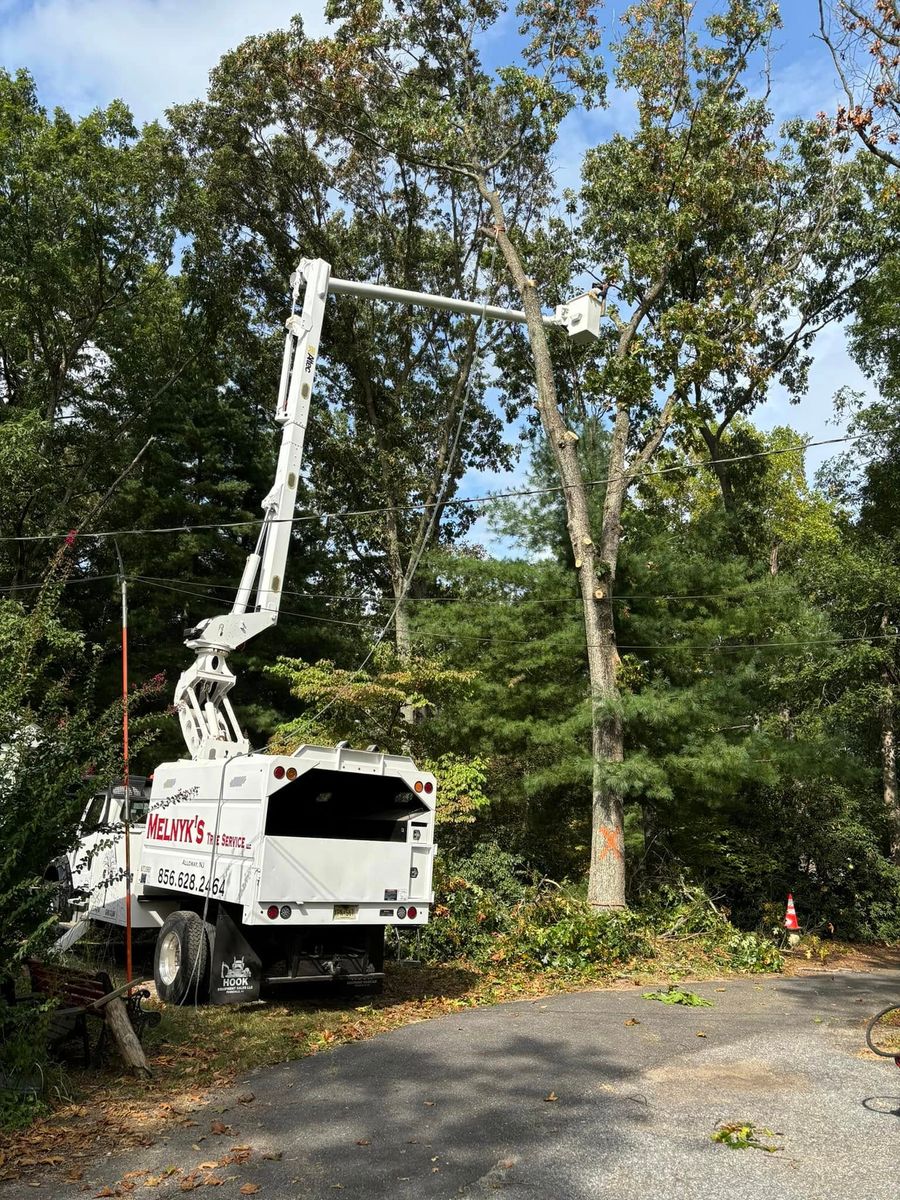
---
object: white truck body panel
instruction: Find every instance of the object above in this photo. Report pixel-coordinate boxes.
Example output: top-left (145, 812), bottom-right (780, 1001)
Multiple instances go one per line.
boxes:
top-left (77, 745), bottom-right (435, 931)
top-left (259, 836), bottom-right (423, 913)
top-left (67, 784), bottom-right (175, 929)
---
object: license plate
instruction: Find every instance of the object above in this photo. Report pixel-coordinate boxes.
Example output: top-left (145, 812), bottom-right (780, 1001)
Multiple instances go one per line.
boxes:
top-left (333, 904), bottom-right (358, 920)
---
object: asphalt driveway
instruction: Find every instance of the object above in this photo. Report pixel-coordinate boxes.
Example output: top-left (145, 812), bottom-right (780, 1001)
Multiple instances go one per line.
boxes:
top-left (5, 970), bottom-right (899, 1199)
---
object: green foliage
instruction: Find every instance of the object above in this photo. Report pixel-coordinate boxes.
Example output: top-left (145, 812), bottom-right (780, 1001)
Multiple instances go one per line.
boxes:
top-left (419, 851), bottom-right (780, 975)
top-left (417, 843), bottom-right (533, 964)
top-left (0, 1004), bottom-right (53, 1129)
top-left (505, 893), bottom-right (654, 972)
top-left (267, 644), bottom-right (476, 755)
top-left (635, 881), bottom-right (783, 972)
top-left (422, 754), bottom-right (491, 854)
top-left (643, 986), bottom-right (712, 1007)
top-left (0, 564), bottom-right (164, 1120)
top-left (712, 1121), bottom-right (779, 1152)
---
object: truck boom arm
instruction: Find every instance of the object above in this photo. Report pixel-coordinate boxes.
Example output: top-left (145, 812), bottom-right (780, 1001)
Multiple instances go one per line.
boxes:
top-left (173, 258), bottom-right (601, 761)
top-left (174, 258), bottom-right (330, 761)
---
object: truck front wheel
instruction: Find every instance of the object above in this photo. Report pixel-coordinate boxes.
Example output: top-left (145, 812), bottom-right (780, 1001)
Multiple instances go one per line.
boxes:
top-left (154, 911), bottom-right (211, 1004)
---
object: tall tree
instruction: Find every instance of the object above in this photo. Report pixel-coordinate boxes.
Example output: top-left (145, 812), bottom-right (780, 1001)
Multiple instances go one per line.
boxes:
top-left (0, 69), bottom-right (182, 587)
top-left (0, 70), bottom-right (344, 757)
top-left (170, 29), bottom-right (515, 665)
top-left (295, 0), bottom-right (867, 907)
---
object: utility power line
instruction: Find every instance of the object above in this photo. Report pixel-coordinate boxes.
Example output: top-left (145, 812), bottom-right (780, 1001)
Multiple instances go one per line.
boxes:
top-left (0, 573), bottom-right (120, 595)
top-left (0, 432), bottom-right (861, 545)
top-left (131, 575), bottom-right (898, 657)
top-left (4, 570), bottom-right (886, 652)
top-left (0, 570), bottom-right (794, 606)
top-left (125, 572), bottom-right (807, 612)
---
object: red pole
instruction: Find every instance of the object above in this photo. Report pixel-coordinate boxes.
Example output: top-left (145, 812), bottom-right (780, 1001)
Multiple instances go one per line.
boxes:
top-left (115, 544), bottom-right (133, 984)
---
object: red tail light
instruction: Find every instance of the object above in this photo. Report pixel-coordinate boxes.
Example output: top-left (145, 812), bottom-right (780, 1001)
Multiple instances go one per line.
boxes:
top-left (407, 906), bottom-right (417, 919)
top-left (273, 765), bottom-right (285, 780)
top-left (266, 904), bottom-right (279, 919)
top-left (424, 782), bottom-right (433, 794)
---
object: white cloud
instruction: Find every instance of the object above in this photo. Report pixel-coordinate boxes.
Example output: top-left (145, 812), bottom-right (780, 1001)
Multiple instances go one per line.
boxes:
top-left (0, 0), bottom-right (329, 121)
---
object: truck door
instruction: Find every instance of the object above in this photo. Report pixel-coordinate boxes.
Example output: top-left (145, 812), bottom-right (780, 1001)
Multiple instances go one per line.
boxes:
top-left (259, 767), bottom-right (431, 911)
top-left (69, 789), bottom-right (114, 913)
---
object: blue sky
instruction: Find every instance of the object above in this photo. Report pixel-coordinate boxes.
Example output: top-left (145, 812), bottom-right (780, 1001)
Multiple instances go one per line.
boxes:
top-left (0, 0), bottom-right (872, 548)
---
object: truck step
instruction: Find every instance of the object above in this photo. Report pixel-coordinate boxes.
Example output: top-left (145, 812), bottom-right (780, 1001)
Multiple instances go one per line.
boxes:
top-left (52, 919), bottom-right (90, 954)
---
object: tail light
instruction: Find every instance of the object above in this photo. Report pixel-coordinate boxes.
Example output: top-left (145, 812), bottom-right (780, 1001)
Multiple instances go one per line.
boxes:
top-left (407, 906), bottom-right (417, 919)
top-left (273, 765), bottom-right (285, 780)
top-left (397, 906), bottom-right (407, 919)
top-left (266, 904), bottom-right (279, 919)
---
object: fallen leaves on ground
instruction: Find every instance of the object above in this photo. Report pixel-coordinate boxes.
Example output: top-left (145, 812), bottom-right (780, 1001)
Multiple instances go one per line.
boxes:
top-left (711, 1120), bottom-right (780, 1153)
top-left (10, 943), bottom-right (871, 1187)
top-left (544, 1091), bottom-right (558, 1102)
top-left (642, 986), bottom-right (712, 1008)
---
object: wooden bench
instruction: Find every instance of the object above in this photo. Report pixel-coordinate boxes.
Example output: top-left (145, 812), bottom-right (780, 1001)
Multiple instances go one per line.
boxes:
top-left (24, 960), bottom-right (159, 1077)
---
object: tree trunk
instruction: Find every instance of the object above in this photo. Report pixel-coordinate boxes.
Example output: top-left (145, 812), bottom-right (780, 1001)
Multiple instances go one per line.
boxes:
top-left (698, 423), bottom-right (734, 512)
top-left (880, 610), bottom-right (900, 863)
top-left (477, 180), bottom-right (626, 909)
top-left (103, 996), bottom-right (151, 1079)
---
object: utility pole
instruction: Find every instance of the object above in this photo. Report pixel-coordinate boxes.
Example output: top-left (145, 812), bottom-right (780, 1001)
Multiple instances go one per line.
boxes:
top-left (113, 541), bottom-right (133, 983)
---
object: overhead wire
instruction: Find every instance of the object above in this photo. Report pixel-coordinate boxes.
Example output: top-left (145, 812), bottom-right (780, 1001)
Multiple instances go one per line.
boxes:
top-left (0, 573), bottom-right (120, 595)
top-left (0, 569), bottom-right (855, 611)
top-left (132, 573), bottom-right (773, 607)
top-left (130, 574), bottom-right (899, 657)
top-left (3, 556), bottom-right (889, 658)
top-left (0, 431), bottom-right (863, 545)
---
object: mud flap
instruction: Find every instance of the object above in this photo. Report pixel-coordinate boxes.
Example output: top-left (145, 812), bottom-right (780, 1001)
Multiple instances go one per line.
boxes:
top-left (209, 908), bottom-right (262, 1005)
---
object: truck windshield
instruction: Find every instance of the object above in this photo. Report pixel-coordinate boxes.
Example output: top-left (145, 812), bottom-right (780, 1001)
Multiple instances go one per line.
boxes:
top-left (80, 794), bottom-right (108, 833)
top-left (265, 769), bottom-right (427, 841)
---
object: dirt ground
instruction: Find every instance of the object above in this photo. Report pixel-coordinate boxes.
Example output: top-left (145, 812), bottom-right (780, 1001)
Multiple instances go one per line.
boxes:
top-left (782, 940), bottom-right (900, 975)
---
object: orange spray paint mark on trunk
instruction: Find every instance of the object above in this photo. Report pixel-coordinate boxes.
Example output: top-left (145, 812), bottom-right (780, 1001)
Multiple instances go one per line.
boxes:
top-left (597, 825), bottom-right (623, 861)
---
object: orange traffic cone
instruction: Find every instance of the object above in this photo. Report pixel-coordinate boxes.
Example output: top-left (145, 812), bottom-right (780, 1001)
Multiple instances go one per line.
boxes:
top-left (784, 892), bottom-right (800, 931)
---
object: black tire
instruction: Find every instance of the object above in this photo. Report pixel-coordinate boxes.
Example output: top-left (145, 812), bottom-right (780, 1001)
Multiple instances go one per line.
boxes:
top-left (865, 1003), bottom-right (900, 1059)
top-left (154, 910), bottom-right (211, 1004)
top-left (366, 927), bottom-right (385, 974)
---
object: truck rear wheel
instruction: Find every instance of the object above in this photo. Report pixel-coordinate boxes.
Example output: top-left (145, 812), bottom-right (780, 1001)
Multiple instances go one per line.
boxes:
top-left (154, 910), bottom-right (211, 1004)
